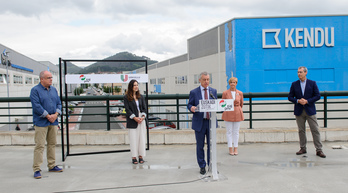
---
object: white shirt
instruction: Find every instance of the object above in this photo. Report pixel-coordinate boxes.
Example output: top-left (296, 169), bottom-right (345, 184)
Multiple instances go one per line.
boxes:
top-left (135, 100), bottom-right (140, 111)
top-left (231, 91), bottom-right (236, 99)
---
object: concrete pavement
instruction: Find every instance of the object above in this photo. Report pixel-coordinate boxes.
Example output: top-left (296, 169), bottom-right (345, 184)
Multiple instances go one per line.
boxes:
top-left (1, 142), bottom-right (348, 193)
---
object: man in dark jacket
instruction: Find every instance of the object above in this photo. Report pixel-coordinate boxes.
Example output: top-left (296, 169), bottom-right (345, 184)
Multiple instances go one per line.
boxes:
top-left (288, 66), bottom-right (326, 158)
top-left (187, 72), bottom-right (217, 174)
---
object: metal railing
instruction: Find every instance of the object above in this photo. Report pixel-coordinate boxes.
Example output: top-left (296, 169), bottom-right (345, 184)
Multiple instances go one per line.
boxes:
top-left (242, 91), bottom-right (348, 128)
top-left (0, 91), bottom-right (347, 131)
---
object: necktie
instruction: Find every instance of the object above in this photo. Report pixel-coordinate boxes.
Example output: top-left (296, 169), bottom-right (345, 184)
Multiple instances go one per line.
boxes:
top-left (204, 88), bottom-right (210, 119)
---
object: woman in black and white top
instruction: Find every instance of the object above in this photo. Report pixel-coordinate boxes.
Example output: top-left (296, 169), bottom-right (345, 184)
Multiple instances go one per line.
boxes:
top-left (123, 79), bottom-right (147, 164)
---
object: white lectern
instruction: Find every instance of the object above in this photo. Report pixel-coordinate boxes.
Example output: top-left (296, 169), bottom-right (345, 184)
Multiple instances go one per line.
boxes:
top-left (197, 99), bottom-right (234, 181)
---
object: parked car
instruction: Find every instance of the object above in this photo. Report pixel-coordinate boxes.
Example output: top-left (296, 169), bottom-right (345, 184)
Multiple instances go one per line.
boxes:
top-left (148, 120), bottom-right (176, 129)
top-left (68, 102), bottom-right (77, 106)
top-left (109, 107), bottom-right (122, 117)
top-left (147, 116), bottom-right (161, 121)
top-left (71, 101), bottom-right (79, 106)
top-left (150, 125), bottom-right (175, 130)
top-left (117, 108), bottom-right (126, 117)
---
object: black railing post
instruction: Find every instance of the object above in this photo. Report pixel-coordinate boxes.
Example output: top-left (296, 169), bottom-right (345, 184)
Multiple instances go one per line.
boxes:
top-left (323, 92), bottom-right (328, 128)
top-left (145, 60), bottom-right (150, 150)
top-left (59, 57), bottom-right (65, 161)
top-left (63, 60), bottom-right (70, 157)
top-left (176, 95), bottom-right (180, 130)
top-left (249, 96), bottom-right (253, 129)
top-left (106, 97), bottom-right (111, 131)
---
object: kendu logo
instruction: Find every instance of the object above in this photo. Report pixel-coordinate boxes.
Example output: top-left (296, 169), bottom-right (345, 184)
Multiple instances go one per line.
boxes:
top-left (262, 27), bottom-right (334, 48)
top-left (121, 75), bottom-right (128, 82)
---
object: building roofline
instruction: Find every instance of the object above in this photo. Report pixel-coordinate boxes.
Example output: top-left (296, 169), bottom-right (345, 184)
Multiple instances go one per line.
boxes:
top-left (188, 14), bottom-right (348, 41)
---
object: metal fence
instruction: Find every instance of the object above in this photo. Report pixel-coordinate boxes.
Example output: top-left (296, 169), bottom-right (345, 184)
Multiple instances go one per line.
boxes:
top-left (0, 91), bottom-right (347, 131)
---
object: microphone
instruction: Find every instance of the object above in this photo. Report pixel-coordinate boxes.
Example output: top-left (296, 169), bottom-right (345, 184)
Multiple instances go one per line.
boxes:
top-left (210, 92), bottom-right (216, 99)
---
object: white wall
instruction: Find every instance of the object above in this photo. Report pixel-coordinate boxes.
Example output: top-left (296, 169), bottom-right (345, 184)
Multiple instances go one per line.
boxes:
top-left (148, 52), bottom-right (227, 95)
top-left (0, 68), bottom-right (59, 131)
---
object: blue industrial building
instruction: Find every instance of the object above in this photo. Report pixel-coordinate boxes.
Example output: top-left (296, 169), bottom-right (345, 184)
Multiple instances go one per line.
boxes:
top-left (128, 15), bottom-right (348, 128)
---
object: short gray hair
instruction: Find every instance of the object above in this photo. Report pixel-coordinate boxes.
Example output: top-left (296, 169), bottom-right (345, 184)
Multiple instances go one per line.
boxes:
top-left (199, 71), bottom-right (209, 79)
top-left (298, 66), bottom-right (308, 72)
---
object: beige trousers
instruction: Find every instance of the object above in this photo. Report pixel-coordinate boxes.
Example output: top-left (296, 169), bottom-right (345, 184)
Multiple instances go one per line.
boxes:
top-left (128, 120), bottom-right (146, 158)
top-left (33, 125), bottom-right (58, 172)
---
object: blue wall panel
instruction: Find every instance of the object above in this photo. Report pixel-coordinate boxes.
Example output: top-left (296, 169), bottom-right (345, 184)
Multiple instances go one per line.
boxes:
top-left (225, 15), bottom-right (348, 93)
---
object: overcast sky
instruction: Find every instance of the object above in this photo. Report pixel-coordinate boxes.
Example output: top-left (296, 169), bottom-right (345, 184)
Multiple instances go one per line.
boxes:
top-left (1, 0), bottom-right (347, 67)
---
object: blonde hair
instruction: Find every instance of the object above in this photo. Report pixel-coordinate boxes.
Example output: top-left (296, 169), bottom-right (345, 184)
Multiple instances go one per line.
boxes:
top-left (228, 77), bottom-right (238, 84)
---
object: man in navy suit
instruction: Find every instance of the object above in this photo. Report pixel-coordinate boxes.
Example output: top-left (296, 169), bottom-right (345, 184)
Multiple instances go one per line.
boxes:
top-left (187, 72), bottom-right (218, 174)
top-left (288, 66), bottom-right (326, 158)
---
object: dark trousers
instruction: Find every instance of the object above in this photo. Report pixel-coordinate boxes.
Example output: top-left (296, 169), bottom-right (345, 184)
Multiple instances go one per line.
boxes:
top-left (195, 119), bottom-right (210, 168)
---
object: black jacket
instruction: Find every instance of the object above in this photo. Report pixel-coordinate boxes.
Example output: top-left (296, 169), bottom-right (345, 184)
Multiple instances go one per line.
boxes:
top-left (123, 95), bottom-right (147, 128)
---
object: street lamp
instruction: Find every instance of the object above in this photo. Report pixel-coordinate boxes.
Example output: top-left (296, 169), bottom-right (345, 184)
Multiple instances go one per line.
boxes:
top-left (2, 49), bottom-right (11, 131)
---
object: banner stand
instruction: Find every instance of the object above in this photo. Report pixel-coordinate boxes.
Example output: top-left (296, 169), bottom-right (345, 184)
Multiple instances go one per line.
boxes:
top-left (202, 112), bottom-right (228, 182)
top-left (197, 99), bottom-right (234, 181)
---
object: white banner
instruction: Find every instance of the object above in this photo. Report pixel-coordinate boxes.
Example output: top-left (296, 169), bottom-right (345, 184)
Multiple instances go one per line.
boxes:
top-left (65, 74), bottom-right (148, 84)
top-left (199, 99), bottom-right (234, 112)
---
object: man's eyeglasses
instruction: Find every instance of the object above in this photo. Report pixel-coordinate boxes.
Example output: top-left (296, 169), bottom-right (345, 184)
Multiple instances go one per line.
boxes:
top-left (45, 77), bottom-right (53, 79)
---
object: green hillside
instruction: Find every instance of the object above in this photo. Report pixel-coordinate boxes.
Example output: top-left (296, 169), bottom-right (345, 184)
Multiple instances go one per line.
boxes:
top-left (79, 52), bottom-right (157, 74)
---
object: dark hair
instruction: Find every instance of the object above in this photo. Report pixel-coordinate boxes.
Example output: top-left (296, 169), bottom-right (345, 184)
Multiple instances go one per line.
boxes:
top-left (126, 79), bottom-right (140, 101)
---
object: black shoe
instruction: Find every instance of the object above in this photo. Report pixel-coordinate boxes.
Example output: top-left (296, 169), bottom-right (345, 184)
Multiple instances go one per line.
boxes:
top-left (200, 167), bottom-right (206, 175)
top-left (132, 158), bottom-right (138, 164)
top-left (139, 157), bottom-right (144, 164)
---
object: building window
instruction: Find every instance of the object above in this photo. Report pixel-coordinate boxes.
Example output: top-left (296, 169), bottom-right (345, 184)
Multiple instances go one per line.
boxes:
top-left (194, 74), bottom-right (199, 84)
top-left (0, 74), bottom-right (9, 84)
top-left (194, 73), bottom-right (212, 84)
top-left (175, 75), bottom-right (187, 84)
top-left (25, 77), bottom-right (32, 84)
top-left (34, 78), bottom-right (39, 84)
top-left (157, 78), bottom-right (165, 84)
top-left (150, 79), bottom-right (156, 84)
top-left (13, 75), bottom-right (23, 84)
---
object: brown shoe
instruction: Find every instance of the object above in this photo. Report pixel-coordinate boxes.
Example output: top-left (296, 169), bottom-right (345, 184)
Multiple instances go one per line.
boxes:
top-left (296, 148), bottom-right (307, 155)
top-left (316, 151), bottom-right (326, 158)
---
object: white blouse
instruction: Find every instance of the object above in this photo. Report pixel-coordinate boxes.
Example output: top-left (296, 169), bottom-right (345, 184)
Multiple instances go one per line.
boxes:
top-left (135, 100), bottom-right (140, 111)
top-left (231, 91), bottom-right (236, 99)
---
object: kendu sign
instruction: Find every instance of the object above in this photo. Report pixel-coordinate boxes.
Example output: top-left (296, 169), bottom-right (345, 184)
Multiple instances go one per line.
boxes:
top-left (262, 27), bottom-right (334, 48)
